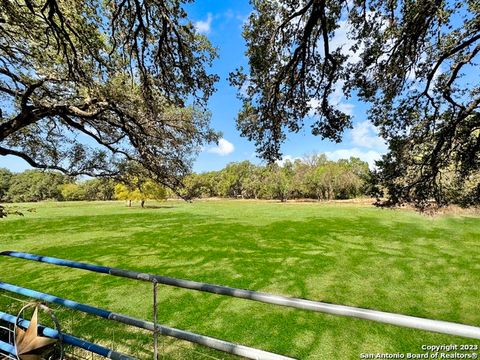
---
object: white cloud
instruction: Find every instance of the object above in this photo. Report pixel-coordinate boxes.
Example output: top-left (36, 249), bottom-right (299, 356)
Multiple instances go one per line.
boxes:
top-left (338, 102), bottom-right (355, 115)
top-left (236, 13), bottom-right (250, 25)
top-left (207, 138), bottom-right (235, 156)
top-left (220, 9), bottom-right (250, 29)
top-left (224, 9), bottom-right (234, 19)
top-left (325, 148), bottom-right (383, 168)
top-left (307, 98), bottom-right (321, 117)
top-left (330, 20), bottom-right (361, 65)
top-left (331, 81), bottom-right (354, 115)
top-left (195, 13), bottom-right (213, 34)
top-left (350, 121), bottom-right (386, 149)
top-left (275, 154), bottom-right (300, 167)
top-left (239, 78), bottom-right (251, 97)
top-left (308, 80), bottom-right (354, 117)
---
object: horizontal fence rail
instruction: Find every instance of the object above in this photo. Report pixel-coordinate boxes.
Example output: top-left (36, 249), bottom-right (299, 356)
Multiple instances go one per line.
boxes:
top-left (2, 251), bottom-right (480, 340)
top-left (0, 311), bottom-right (135, 360)
top-left (0, 339), bottom-right (16, 357)
top-left (0, 282), bottom-right (295, 360)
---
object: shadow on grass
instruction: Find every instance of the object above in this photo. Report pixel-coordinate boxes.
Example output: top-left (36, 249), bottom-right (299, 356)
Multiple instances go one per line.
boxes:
top-left (1, 208), bottom-right (479, 358)
top-left (143, 205), bottom-right (176, 209)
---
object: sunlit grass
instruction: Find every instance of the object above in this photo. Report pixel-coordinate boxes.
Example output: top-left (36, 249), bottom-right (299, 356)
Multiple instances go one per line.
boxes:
top-left (0, 200), bottom-right (479, 359)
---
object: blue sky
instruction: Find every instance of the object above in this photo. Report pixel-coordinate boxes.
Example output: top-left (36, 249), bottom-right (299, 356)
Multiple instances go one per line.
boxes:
top-left (188, 1), bottom-right (387, 172)
top-left (1, 1), bottom-right (387, 173)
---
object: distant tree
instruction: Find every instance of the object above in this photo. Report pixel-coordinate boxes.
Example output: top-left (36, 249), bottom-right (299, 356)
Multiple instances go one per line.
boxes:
top-left (0, 0), bottom-right (218, 194)
top-left (6, 170), bottom-right (68, 202)
top-left (219, 161), bottom-right (256, 198)
top-left (265, 162), bottom-right (294, 202)
top-left (82, 179), bottom-right (115, 201)
top-left (339, 158), bottom-right (370, 198)
top-left (216, 169), bottom-right (235, 197)
top-left (343, 157), bottom-right (369, 180)
top-left (0, 168), bottom-right (12, 201)
top-left (244, 165), bottom-right (267, 199)
top-left (296, 154), bottom-right (330, 199)
top-left (115, 179), bottom-right (166, 208)
top-left (182, 155), bottom-right (370, 201)
top-left (138, 180), bottom-right (167, 207)
top-left (203, 171), bottom-right (223, 197)
top-left (231, 0), bottom-right (480, 208)
top-left (181, 174), bottom-right (201, 199)
top-left (302, 153), bottom-right (329, 168)
top-left (182, 172), bottom-right (218, 199)
top-left (304, 166), bottom-right (328, 201)
top-left (59, 183), bottom-right (85, 201)
top-left (114, 183), bottom-right (141, 207)
top-left (302, 158), bottom-right (367, 200)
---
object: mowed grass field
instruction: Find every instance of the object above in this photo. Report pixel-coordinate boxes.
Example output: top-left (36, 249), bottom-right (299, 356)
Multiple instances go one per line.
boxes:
top-left (0, 200), bottom-right (479, 359)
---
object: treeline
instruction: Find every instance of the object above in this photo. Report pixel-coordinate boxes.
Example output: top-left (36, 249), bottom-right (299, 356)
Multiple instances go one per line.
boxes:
top-left (0, 154), bottom-right (372, 203)
top-left (0, 169), bottom-right (115, 202)
top-left (183, 155), bottom-right (371, 201)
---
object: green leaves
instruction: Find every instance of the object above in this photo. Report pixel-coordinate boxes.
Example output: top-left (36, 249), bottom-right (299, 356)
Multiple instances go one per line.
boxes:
top-left (0, 0), bottom-right (219, 192)
top-left (233, 0), bottom-right (480, 208)
top-left (231, 0), bottom-right (352, 162)
top-left (181, 156), bottom-right (370, 201)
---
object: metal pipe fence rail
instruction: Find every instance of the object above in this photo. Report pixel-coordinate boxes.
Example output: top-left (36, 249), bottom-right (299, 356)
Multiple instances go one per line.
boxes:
top-left (2, 251), bottom-right (480, 360)
top-left (0, 282), bottom-right (294, 360)
top-left (0, 339), bottom-right (16, 358)
top-left (0, 310), bottom-right (134, 360)
top-left (2, 251), bottom-right (480, 340)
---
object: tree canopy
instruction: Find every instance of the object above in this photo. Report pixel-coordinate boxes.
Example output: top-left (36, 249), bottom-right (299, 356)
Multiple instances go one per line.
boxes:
top-left (182, 156), bottom-right (370, 201)
top-left (231, 0), bottom-right (480, 208)
top-left (0, 0), bottom-right (218, 192)
top-left (4, 170), bottom-right (68, 202)
top-left (115, 179), bottom-right (166, 207)
top-left (1, 0), bottom-right (478, 210)
top-left (0, 156), bottom-right (370, 206)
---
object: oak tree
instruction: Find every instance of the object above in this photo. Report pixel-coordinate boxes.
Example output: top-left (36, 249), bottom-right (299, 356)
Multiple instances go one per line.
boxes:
top-left (0, 0), bottom-right (219, 192)
top-left (232, 0), bottom-right (480, 207)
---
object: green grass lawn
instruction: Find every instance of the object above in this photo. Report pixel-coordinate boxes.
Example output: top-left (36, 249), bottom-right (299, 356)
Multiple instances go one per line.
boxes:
top-left (0, 200), bottom-right (479, 359)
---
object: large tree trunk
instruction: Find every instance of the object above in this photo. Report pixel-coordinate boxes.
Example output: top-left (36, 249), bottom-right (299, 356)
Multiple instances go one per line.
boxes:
top-left (140, 200), bottom-right (145, 208)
